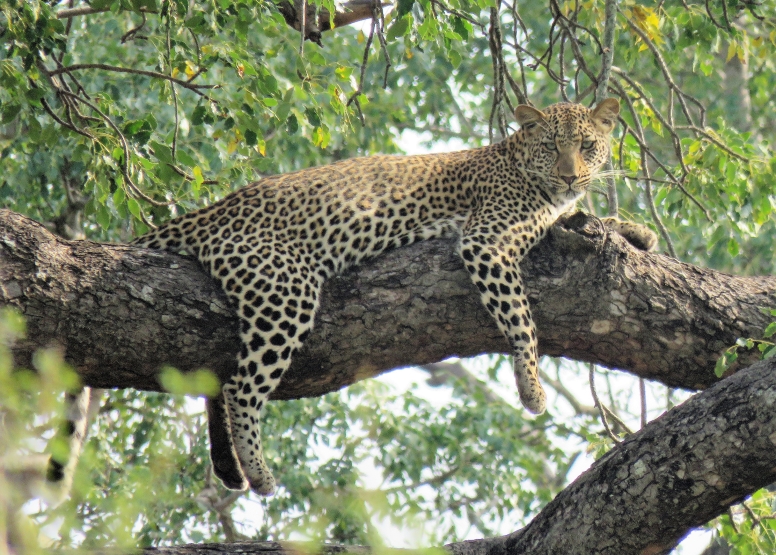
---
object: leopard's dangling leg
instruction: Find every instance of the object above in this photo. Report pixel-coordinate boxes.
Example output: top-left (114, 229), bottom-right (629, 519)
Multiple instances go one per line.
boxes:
top-left (507, 284), bottom-right (546, 415)
top-left (222, 259), bottom-right (321, 495)
top-left (459, 218), bottom-right (547, 415)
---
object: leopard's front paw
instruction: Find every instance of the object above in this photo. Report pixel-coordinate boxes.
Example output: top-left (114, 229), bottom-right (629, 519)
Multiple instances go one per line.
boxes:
top-left (601, 217), bottom-right (658, 252)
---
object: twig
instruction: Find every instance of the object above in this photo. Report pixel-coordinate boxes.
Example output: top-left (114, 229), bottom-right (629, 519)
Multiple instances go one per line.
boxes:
top-left (728, 507), bottom-right (741, 534)
top-left (372, 0), bottom-right (391, 89)
top-left (56, 5), bottom-right (156, 18)
top-left (299, 0), bottom-right (307, 56)
top-left (488, 7), bottom-right (508, 141)
top-left (59, 90), bottom-right (171, 208)
top-left (429, 0), bottom-right (485, 31)
top-left (601, 404), bottom-right (633, 436)
top-left (674, 125), bottom-right (752, 163)
top-left (165, 18), bottom-right (179, 161)
top-left (40, 97), bottom-right (94, 140)
top-left (508, 2), bottom-right (530, 105)
top-left (121, 11), bottom-right (148, 42)
top-left (620, 8), bottom-right (706, 126)
top-left (346, 10), bottom-right (376, 126)
top-left (594, 0), bottom-right (619, 217)
top-left (611, 66), bottom-right (691, 178)
top-left (169, 164), bottom-right (219, 185)
top-left (719, 0), bottom-right (733, 31)
top-left (47, 64), bottom-right (217, 95)
top-left (594, 0), bottom-right (617, 104)
top-left (610, 77), bottom-right (713, 224)
top-left (589, 364), bottom-right (620, 444)
top-left (613, 83), bottom-right (677, 257)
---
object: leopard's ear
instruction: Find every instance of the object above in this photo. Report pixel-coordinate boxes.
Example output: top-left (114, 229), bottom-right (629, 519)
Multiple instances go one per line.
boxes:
top-left (591, 98), bottom-right (620, 134)
top-left (515, 105), bottom-right (547, 133)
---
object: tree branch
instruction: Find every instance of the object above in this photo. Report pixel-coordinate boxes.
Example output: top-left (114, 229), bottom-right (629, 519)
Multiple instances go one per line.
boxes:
top-left (46, 64), bottom-right (218, 94)
top-left (139, 357), bottom-right (776, 554)
top-left (1, 209), bottom-right (773, 400)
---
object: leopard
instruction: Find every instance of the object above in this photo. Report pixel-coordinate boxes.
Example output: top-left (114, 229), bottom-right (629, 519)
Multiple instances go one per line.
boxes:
top-left (48, 99), bottom-right (658, 496)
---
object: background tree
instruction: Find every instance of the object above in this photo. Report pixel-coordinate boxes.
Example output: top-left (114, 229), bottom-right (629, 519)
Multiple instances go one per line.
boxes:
top-left (0, 0), bottom-right (775, 553)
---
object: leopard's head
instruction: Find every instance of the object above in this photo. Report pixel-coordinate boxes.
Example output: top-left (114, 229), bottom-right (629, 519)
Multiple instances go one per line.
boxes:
top-left (512, 99), bottom-right (619, 202)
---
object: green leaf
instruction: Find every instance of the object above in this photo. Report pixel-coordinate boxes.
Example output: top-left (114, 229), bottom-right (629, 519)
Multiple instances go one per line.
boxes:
top-left (308, 51), bottom-right (326, 66)
top-left (726, 238), bottom-right (739, 257)
top-left (176, 149), bottom-right (197, 168)
top-left (127, 197), bottom-right (141, 219)
top-left (191, 105), bottom-right (206, 126)
top-left (335, 66), bottom-right (353, 80)
top-left (27, 117), bottom-right (41, 141)
top-left (715, 349), bottom-right (738, 378)
top-left (96, 205), bottom-right (111, 228)
top-left (112, 187), bottom-right (125, 207)
top-left (286, 113), bottom-right (299, 134)
top-left (245, 129), bottom-right (258, 146)
top-left (387, 15), bottom-right (411, 41)
top-left (452, 17), bottom-right (470, 40)
top-left (397, 0), bottom-right (415, 17)
top-left (448, 49), bottom-right (462, 68)
top-left (305, 108), bottom-right (321, 127)
top-left (764, 322), bottom-right (776, 339)
top-left (1, 104), bottom-right (21, 124)
top-left (192, 166), bottom-right (204, 187)
top-left (25, 87), bottom-right (45, 103)
top-left (150, 140), bottom-right (173, 164)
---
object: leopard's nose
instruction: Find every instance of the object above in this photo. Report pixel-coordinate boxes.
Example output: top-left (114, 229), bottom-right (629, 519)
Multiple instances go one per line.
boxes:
top-left (560, 175), bottom-right (577, 186)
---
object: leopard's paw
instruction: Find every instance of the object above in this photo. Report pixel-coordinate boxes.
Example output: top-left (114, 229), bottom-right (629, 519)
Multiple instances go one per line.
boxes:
top-left (601, 217), bottom-right (658, 252)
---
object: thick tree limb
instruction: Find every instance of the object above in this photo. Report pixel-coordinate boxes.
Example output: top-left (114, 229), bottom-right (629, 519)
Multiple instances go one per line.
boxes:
top-left (1, 209), bottom-right (773, 399)
top-left (142, 357), bottom-right (776, 555)
top-left (266, 0), bottom-right (384, 45)
top-left (56, 1), bottom-right (384, 47)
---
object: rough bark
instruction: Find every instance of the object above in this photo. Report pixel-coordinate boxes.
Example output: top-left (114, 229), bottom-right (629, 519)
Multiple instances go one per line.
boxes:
top-left (1, 209), bottom-right (774, 400)
top-left (142, 358), bottom-right (776, 555)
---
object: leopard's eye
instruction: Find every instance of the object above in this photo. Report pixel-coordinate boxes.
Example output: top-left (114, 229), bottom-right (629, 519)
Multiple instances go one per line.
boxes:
top-left (581, 140), bottom-right (595, 150)
top-left (543, 142), bottom-right (557, 151)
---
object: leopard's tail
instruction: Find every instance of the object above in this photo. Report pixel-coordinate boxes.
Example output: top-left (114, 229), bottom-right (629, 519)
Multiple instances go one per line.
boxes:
top-left (45, 387), bottom-right (102, 502)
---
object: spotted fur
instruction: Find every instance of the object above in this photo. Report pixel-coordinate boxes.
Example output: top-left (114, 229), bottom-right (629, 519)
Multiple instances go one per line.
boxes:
top-left (132, 100), bottom-right (631, 495)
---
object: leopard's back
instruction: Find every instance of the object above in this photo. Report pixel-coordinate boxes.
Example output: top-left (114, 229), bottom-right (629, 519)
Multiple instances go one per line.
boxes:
top-left (133, 149), bottom-right (488, 278)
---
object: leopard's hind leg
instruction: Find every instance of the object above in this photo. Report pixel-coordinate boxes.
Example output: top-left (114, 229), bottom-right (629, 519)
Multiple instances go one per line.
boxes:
top-left (220, 248), bottom-right (321, 495)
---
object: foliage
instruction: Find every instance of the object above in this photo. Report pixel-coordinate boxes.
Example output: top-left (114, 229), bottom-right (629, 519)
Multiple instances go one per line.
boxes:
top-left (714, 488), bottom-right (776, 555)
top-left (2, 0), bottom-right (776, 552)
top-left (715, 307), bottom-right (776, 378)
